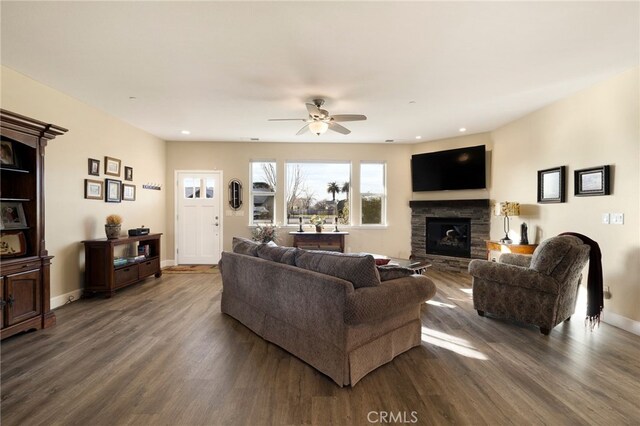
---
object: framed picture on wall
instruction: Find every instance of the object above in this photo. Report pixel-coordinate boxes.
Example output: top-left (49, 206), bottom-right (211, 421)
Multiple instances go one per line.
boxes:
top-left (124, 166), bottom-right (133, 181)
top-left (104, 156), bottom-right (121, 177)
top-left (105, 179), bottom-right (121, 203)
top-left (0, 140), bottom-right (17, 168)
top-left (88, 158), bottom-right (100, 176)
top-left (122, 184), bottom-right (136, 201)
top-left (84, 179), bottom-right (103, 200)
top-left (575, 165), bottom-right (611, 196)
top-left (537, 166), bottom-right (566, 203)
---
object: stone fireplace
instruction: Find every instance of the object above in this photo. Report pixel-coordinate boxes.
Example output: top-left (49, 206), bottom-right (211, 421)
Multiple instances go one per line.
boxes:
top-left (410, 199), bottom-right (490, 272)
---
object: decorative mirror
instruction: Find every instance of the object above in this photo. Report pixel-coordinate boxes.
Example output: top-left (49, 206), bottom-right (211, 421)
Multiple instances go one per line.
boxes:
top-left (228, 179), bottom-right (243, 210)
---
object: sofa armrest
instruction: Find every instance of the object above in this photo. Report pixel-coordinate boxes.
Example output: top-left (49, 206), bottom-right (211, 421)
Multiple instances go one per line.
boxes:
top-left (499, 253), bottom-right (532, 268)
top-left (345, 275), bottom-right (436, 325)
top-left (468, 259), bottom-right (558, 294)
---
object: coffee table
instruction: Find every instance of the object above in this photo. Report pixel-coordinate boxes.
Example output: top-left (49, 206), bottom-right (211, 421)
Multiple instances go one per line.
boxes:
top-left (372, 254), bottom-right (432, 274)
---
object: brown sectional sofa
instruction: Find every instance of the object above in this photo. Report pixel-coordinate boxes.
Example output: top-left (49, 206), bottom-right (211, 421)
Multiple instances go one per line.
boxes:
top-left (219, 238), bottom-right (436, 386)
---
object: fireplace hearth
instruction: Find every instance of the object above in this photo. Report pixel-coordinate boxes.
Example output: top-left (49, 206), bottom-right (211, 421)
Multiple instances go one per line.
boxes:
top-left (426, 218), bottom-right (471, 258)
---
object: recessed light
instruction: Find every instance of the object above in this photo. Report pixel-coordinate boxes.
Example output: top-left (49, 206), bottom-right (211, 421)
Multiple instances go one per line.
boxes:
top-left (409, 101), bottom-right (416, 104)
top-left (415, 136), bottom-right (422, 139)
top-left (128, 96), bottom-right (137, 100)
top-left (385, 139), bottom-right (394, 143)
top-left (181, 130), bottom-right (191, 135)
top-left (459, 127), bottom-right (467, 132)
top-left (250, 138), bottom-right (260, 141)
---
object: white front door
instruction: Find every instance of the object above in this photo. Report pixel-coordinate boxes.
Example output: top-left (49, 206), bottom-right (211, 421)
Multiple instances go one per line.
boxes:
top-left (176, 171), bottom-right (222, 264)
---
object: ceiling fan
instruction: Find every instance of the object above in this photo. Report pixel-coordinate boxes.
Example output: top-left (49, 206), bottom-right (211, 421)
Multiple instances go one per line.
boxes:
top-left (268, 99), bottom-right (367, 136)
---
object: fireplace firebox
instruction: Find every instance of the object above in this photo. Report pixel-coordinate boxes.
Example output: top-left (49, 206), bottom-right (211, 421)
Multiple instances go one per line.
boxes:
top-left (426, 217), bottom-right (471, 258)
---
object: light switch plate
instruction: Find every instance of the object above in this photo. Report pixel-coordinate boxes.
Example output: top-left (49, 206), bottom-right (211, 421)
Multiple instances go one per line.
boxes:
top-left (602, 213), bottom-right (610, 224)
top-left (611, 213), bottom-right (624, 225)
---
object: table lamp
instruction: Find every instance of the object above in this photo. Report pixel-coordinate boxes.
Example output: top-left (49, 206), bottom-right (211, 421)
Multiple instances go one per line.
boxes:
top-left (495, 201), bottom-right (520, 244)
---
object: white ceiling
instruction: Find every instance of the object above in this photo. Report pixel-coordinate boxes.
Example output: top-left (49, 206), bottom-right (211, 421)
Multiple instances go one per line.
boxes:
top-left (1, 1), bottom-right (638, 143)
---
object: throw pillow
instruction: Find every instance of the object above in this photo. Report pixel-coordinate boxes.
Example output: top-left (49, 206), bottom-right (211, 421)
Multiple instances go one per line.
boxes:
top-left (295, 251), bottom-right (380, 289)
top-left (377, 265), bottom-right (415, 281)
top-left (232, 237), bottom-right (259, 256)
top-left (257, 243), bottom-right (297, 265)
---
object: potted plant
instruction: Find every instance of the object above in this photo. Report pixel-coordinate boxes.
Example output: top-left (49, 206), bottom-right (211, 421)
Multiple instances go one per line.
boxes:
top-left (309, 215), bottom-right (326, 233)
top-left (105, 214), bottom-right (122, 239)
top-left (251, 223), bottom-right (277, 243)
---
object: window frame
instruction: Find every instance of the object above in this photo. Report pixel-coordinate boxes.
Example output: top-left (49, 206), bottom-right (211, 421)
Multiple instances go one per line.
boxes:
top-left (250, 160), bottom-right (277, 225)
top-left (359, 161), bottom-right (387, 227)
top-left (284, 160), bottom-right (352, 226)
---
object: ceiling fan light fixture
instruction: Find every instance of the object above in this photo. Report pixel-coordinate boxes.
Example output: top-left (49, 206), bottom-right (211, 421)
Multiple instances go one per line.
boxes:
top-left (309, 121), bottom-right (329, 135)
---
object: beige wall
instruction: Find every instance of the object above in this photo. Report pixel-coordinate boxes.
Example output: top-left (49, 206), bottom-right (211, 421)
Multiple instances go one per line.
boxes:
top-left (164, 141), bottom-right (413, 259)
top-left (491, 68), bottom-right (640, 323)
top-left (1, 67), bottom-right (166, 304)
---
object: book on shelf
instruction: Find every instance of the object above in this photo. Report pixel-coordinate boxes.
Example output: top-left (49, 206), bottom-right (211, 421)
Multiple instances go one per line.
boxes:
top-left (127, 255), bottom-right (146, 263)
top-left (113, 257), bottom-right (128, 267)
top-left (138, 244), bottom-right (150, 257)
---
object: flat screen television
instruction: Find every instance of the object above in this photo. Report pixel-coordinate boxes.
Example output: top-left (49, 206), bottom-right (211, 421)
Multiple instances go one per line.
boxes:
top-left (411, 145), bottom-right (486, 191)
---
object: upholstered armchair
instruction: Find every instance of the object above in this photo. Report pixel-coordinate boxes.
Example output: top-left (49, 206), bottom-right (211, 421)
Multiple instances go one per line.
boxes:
top-left (468, 235), bottom-right (590, 335)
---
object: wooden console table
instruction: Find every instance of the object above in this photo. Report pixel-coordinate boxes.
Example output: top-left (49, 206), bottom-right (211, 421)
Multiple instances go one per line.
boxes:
top-left (485, 240), bottom-right (538, 261)
top-left (82, 233), bottom-right (162, 297)
top-left (290, 231), bottom-right (348, 252)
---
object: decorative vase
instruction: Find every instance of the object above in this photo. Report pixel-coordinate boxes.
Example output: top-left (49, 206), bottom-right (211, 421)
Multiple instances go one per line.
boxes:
top-left (105, 224), bottom-right (121, 239)
top-left (315, 225), bottom-right (322, 233)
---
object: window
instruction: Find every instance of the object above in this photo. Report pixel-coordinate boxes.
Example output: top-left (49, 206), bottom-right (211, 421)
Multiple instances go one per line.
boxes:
top-left (251, 161), bottom-right (276, 224)
top-left (360, 162), bottom-right (386, 225)
top-left (183, 177), bottom-right (214, 199)
top-left (285, 162), bottom-right (351, 225)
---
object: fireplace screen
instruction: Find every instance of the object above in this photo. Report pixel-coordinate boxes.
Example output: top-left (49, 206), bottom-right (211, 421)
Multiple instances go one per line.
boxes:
top-left (426, 218), bottom-right (471, 258)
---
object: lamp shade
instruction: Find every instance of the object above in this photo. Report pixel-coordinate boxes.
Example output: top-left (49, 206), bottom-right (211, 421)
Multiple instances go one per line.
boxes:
top-left (309, 121), bottom-right (329, 135)
top-left (495, 201), bottom-right (520, 217)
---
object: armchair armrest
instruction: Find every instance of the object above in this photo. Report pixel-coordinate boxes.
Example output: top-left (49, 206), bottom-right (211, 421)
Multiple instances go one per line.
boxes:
top-left (468, 259), bottom-right (558, 294)
top-left (345, 275), bottom-right (436, 325)
top-left (499, 253), bottom-right (532, 268)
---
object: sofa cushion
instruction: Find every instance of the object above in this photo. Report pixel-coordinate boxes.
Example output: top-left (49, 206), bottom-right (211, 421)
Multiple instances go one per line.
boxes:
top-left (232, 237), bottom-right (259, 256)
top-left (257, 243), bottom-right (297, 265)
top-left (295, 250), bottom-right (380, 288)
top-left (377, 265), bottom-right (415, 282)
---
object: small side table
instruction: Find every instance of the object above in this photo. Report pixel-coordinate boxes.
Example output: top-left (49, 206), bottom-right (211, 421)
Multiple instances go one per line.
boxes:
top-left (485, 240), bottom-right (538, 261)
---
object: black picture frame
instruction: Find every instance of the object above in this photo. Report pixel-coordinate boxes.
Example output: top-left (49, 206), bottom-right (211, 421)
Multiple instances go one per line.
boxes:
top-left (124, 166), bottom-right (133, 181)
top-left (537, 166), bottom-right (566, 203)
top-left (105, 178), bottom-right (121, 203)
top-left (88, 158), bottom-right (100, 176)
top-left (575, 165), bottom-right (610, 196)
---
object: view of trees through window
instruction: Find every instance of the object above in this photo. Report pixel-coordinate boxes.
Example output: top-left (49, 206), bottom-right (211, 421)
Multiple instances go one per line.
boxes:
top-left (251, 161), bottom-right (276, 223)
top-left (286, 162), bottom-right (350, 225)
top-left (361, 162), bottom-right (385, 225)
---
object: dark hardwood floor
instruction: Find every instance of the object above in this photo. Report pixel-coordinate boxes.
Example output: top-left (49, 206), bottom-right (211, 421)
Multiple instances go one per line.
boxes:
top-left (2, 269), bottom-right (639, 425)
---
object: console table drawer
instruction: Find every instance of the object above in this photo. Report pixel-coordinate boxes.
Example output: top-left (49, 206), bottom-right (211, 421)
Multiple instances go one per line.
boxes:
top-left (115, 265), bottom-right (139, 287)
top-left (138, 258), bottom-right (159, 278)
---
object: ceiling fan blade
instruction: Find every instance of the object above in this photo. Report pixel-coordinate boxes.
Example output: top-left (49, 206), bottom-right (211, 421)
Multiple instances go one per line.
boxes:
top-left (330, 114), bottom-right (367, 122)
top-left (268, 118), bottom-right (306, 121)
top-left (306, 103), bottom-right (322, 117)
top-left (296, 124), bottom-right (310, 135)
top-left (328, 122), bottom-right (351, 135)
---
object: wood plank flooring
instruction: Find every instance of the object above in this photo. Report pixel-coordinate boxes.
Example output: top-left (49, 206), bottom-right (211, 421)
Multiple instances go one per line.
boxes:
top-left (2, 269), bottom-right (639, 425)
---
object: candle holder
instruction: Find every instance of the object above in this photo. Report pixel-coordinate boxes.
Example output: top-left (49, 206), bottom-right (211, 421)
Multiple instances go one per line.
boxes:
top-left (334, 217), bottom-right (339, 232)
top-left (298, 217), bottom-right (304, 232)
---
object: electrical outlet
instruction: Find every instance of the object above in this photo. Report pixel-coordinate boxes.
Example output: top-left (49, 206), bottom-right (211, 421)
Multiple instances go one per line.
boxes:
top-left (602, 213), bottom-right (610, 224)
top-left (603, 286), bottom-right (612, 299)
top-left (611, 213), bottom-right (624, 225)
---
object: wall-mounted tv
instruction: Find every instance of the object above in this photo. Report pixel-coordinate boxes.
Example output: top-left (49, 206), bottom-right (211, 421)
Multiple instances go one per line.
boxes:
top-left (411, 145), bottom-right (486, 191)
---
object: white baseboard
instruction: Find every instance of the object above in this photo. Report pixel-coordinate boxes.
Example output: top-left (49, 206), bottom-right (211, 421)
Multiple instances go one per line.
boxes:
top-left (162, 259), bottom-right (176, 268)
top-left (602, 311), bottom-right (640, 336)
top-left (51, 289), bottom-right (83, 310)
